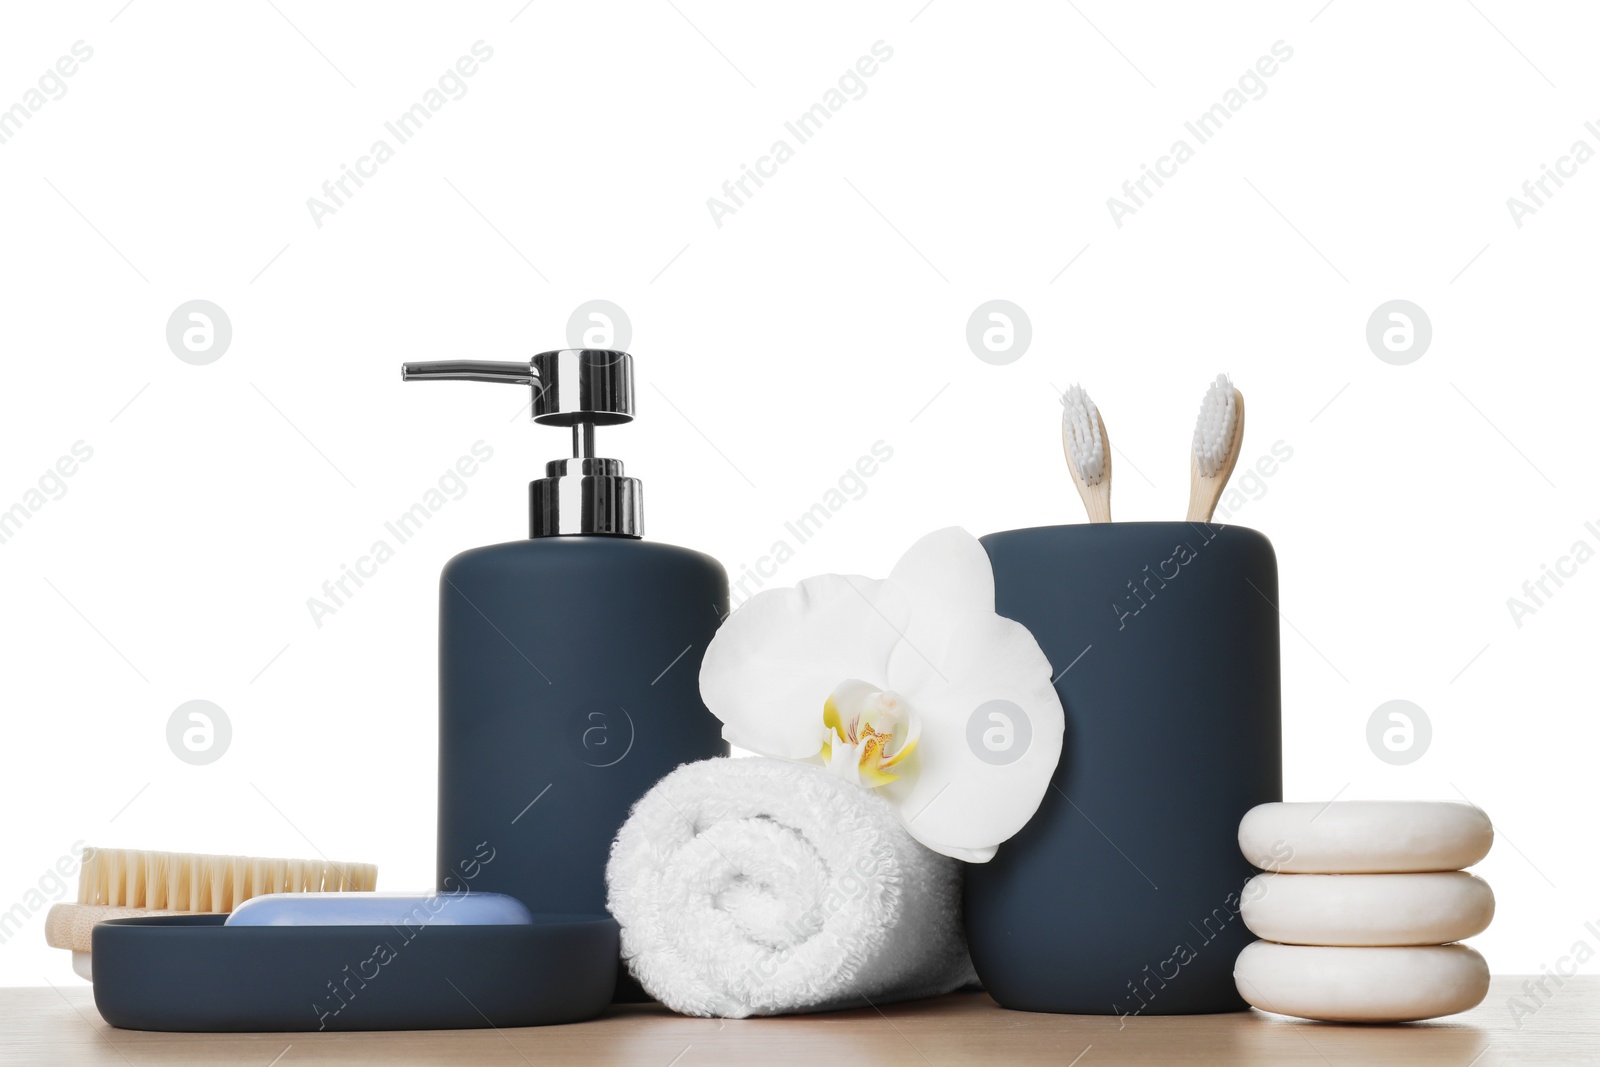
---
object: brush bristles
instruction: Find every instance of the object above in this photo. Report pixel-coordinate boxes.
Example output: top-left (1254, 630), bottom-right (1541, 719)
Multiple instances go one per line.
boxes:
top-left (1192, 373), bottom-right (1238, 478)
top-left (76, 847), bottom-right (377, 912)
top-left (1061, 384), bottom-right (1105, 484)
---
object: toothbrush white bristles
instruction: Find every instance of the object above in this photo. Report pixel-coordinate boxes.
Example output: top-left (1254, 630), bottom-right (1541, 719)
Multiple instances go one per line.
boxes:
top-left (1061, 385), bottom-right (1105, 485)
top-left (1060, 383), bottom-right (1112, 523)
top-left (1192, 374), bottom-right (1238, 478)
top-left (1186, 374), bottom-right (1246, 522)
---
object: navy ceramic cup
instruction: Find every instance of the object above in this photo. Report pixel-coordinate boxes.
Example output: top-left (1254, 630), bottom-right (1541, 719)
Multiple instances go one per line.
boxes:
top-left (966, 522), bottom-right (1282, 1016)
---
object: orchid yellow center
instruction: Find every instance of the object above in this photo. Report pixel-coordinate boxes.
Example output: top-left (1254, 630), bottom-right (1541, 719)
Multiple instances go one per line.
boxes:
top-left (821, 684), bottom-right (920, 788)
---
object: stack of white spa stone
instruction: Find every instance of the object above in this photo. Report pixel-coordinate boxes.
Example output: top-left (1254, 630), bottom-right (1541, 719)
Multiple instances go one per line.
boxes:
top-left (1233, 801), bottom-right (1495, 1023)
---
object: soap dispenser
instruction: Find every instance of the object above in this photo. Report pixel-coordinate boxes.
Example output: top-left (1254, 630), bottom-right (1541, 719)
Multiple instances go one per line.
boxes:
top-left (402, 350), bottom-right (729, 923)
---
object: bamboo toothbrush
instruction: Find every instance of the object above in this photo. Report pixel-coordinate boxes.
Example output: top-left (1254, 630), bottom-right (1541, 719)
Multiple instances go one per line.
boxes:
top-left (1186, 374), bottom-right (1246, 522)
top-left (45, 846), bottom-right (378, 980)
top-left (1060, 384), bottom-right (1112, 523)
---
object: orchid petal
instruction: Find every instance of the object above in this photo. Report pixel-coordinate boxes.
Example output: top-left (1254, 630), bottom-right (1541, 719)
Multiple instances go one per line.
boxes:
top-left (886, 527), bottom-right (997, 659)
top-left (927, 843), bottom-right (996, 864)
top-left (700, 575), bottom-right (910, 760)
top-left (885, 613), bottom-right (1064, 859)
top-left (881, 715), bottom-right (920, 769)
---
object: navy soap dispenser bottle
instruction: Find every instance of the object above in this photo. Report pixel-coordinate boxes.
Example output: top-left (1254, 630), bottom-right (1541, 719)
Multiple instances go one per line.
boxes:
top-left (402, 350), bottom-right (729, 922)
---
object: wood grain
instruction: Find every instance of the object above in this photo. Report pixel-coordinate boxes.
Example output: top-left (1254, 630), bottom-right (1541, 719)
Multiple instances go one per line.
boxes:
top-left (4, 977), bottom-right (1595, 1066)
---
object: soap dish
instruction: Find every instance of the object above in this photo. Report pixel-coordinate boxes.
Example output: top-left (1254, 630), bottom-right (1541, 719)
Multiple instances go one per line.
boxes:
top-left (91, 913), bottom-right (618, 1032)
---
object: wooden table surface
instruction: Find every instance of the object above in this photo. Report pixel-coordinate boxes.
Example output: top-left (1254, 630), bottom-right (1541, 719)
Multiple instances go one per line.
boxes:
top-left (4, 977), bottom-right (1594, 1066)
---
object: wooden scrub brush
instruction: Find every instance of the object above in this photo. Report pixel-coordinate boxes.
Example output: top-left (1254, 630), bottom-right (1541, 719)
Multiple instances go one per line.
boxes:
top-left (45, 846), bottom-right (377, 980)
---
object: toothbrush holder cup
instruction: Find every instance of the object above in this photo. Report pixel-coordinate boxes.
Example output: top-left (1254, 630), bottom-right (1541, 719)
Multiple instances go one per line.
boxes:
top-left (966, 521), bottom-right (1283, 1016)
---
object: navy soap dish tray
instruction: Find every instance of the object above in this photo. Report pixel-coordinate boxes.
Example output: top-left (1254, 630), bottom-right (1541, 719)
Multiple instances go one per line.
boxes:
top-left (91, 913), bottom-right (619, 1032)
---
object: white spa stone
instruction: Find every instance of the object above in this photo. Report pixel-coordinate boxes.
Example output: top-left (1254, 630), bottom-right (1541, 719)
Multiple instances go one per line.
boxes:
top-left (1234, 941), bottom-right (1490, 1022)
top-left (1239, 801), bottom-right (1492, 874)
top-left (1240, 871), bottom-right (1494, 946)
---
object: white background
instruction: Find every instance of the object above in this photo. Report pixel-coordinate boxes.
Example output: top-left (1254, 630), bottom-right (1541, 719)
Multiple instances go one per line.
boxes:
top-left (1, 0), bottom-right (1596, 987)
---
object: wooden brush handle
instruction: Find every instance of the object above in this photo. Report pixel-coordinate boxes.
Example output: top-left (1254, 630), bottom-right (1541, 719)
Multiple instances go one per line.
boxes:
top-left (44, 903), bottom-right (190, 953)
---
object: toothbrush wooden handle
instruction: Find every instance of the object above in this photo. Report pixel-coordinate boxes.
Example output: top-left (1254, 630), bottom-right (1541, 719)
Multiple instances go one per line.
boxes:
top-left (1075, 477), bottom-right (1113, 523)
top-left (1186, 457), bottom-right (1220, 522)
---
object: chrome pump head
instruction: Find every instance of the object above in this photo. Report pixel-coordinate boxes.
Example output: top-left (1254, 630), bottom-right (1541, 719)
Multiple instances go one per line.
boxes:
top-left (400, 350), bottom-right (642, 538)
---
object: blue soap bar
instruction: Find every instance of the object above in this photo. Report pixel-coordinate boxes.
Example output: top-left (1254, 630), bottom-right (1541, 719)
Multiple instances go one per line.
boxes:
top-left (225, 891), bottom-right (532, 927)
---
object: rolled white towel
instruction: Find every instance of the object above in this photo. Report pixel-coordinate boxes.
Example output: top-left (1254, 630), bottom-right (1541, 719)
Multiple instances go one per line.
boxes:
top-left (606, 756), bottom-right (978, 1018)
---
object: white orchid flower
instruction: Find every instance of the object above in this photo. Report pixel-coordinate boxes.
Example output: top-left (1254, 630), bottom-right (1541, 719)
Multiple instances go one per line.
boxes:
top-left (699, 527), bottom-right (1065, 862)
